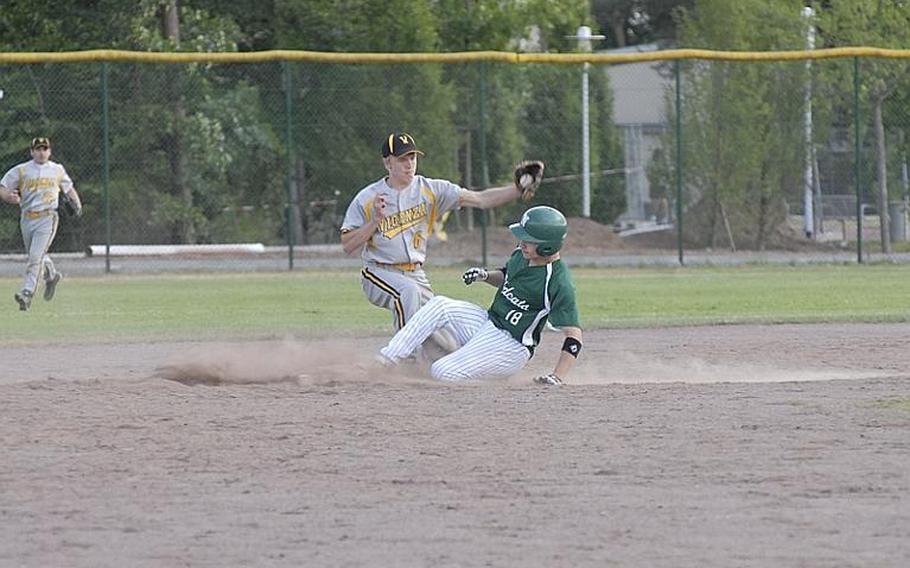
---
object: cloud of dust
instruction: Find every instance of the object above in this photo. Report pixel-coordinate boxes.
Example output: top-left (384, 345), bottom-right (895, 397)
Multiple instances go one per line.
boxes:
top-left (156, 338), bottom-right (427, 386)
top-left (562, 351), bottom-right (884, 385)
top-left (155, 337), bottom-right (887, 387)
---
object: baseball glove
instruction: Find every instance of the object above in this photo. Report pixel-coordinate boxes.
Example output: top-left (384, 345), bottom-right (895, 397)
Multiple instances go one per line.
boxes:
top-left (513, 160), bottom-right (545, 202)
top-left (58, 192), bottom-right (80, 218)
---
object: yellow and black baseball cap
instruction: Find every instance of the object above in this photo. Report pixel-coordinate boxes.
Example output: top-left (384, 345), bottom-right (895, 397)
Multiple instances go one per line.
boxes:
top-left (31, 137), bottom-right (51, 150)
top-left (381, 132), bottom-right (423, 158)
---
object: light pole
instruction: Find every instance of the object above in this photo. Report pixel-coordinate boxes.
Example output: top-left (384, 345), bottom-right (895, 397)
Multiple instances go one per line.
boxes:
top-left (802, 6), bottom-right (815, 238)
top-left (566, 25), bottom-right (605, 218)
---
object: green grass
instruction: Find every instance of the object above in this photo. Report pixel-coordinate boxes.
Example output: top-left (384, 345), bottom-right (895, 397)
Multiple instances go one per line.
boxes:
top-left (2, 264), bottom-right (910, 346)
top-left (572, 264), bottom-right (910, 328)
top-left (875, 398), bottom-right (910, 413)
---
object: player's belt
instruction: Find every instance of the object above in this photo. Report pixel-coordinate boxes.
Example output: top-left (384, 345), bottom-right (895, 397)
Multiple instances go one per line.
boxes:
top-left (22, 209), bottom-right (57, 219)
top-left (374, 261), bottom-right (422, 272)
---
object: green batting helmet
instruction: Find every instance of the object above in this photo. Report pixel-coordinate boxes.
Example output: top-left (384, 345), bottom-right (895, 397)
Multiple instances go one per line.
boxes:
top-left (509, 206), bottom-right (568, 256)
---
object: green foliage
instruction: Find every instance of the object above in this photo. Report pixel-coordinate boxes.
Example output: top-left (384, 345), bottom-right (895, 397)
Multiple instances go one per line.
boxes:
top-left (0, 0), bottom-right (623, 251)
top-left (670, 0), bottom-right (809, 249)
top-left (435, 0), bottom-right (527, 51)
top-left (271, 1), bottom-right (463, 226)
top-left (524, 66), bottom-right (583, 217)
top-left (275, 0), bottom-right (440, 52)
top-left (816, 0), bottom-right (910, 200)
top-left (473, 64), bottom-right (528, 185)
top-left (89, 5), bottom-right (287, 245)
top-left (875, 398), bottom-right (910, 413)
top-left (524, 0), bottom-right (597, 52)
top-left (592, 0), bottom-right (694, 47)
top-left (521, 63), bottom-right (624, 224)
top-left (590, 68), bottom-right (626, 222)
top-left (0, 0), bottom-right (136, 50)
top-left (0, 209), bottom-right (18, 253)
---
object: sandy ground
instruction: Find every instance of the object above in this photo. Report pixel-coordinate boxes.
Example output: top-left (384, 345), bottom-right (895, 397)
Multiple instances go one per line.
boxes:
top-left (1, 323), bottom-right (909, 567)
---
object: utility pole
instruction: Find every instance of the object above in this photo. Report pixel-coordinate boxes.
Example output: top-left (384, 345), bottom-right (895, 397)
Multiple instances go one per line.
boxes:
top-left (802, 6), bottom-right (816, 238)
top-left (566, 25), bottom-right (605, 217)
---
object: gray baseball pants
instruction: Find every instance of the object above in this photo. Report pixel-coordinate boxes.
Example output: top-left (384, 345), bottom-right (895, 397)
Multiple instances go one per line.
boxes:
top-left (20, 212), bottom-right (59, 295)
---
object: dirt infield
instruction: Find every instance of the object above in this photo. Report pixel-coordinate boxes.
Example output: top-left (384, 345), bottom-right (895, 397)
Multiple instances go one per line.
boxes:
top-left (1, 323), bottom-right (909, 567)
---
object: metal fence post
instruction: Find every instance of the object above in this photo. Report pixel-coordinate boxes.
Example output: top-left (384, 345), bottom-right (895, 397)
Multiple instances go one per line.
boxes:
top-left (854, 57), bottom-right (863, 264)
top-left (101, 61), bottom-right (111, 273)
top-left (283, 61), bottom-right (295, 271)
top-left (478, 62), bottom-right (489, 267)
top-left (675, 59), bottom-right (684, 266)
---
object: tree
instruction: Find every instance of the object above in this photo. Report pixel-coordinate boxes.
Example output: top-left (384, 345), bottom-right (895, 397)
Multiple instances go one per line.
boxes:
top-left (673, 0), bottom-right (809, 250)
top-left (592, 0), bottom-right (693, 47)
top-left (0, 0), bottom-right (139, 50)
top-left (159, 0), bottom-right (195, 243)
top-left (477, 0), bottom-right (628, 224)
top-left (113, 0), bottom-right (283, 245)
top-left (267, 1), bottom-right (459, 243)
top-left (0, 0), bottom-right (626, 251)
top-left (816, 0), bottom-right (910, 253)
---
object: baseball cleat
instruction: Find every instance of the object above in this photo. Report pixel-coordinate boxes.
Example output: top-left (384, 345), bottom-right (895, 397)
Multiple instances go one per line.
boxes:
top-left (43, 272), bottom-right (62, 301)
top-left (374, 353), bottom-right (398, 368)
top-left (534, 374), bottom-right (563, 386)
top-left (14, 290), bottom-right (33, 311)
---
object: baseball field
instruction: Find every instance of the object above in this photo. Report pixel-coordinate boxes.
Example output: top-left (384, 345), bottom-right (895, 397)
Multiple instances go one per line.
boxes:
top-left (1, 265), bottom-right (909, 566)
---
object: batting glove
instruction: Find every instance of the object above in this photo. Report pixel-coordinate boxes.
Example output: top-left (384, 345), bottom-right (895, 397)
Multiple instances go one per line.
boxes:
top-left (462, 267), bottom-right (489, 285)
top-left (533, 373), bottom-right (563, 386)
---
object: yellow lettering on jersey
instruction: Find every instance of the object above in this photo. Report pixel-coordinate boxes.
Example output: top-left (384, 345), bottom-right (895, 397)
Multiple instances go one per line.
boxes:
top-left (379, 202), bottom-right (427, 239)
top-left (22, 178), bottom-right (57, 192)
top-left (22, 177), bottom-right (59, 193)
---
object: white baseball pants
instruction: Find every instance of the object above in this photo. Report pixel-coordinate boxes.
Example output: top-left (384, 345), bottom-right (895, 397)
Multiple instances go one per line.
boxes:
top-left (361, 264), bottom-right (459, 355)
top-left (380, 295), bottom-right (531, 382)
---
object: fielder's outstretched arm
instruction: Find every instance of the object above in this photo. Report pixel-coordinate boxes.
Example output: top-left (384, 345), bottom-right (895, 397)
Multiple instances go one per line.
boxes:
top-left (552, 326), bottom-right (583, 381)
top-left (458, 183), bottom-right (521, 210)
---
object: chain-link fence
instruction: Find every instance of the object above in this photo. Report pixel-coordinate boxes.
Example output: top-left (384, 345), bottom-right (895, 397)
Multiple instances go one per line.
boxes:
top-left (1, 49), bottom-right (909, 273)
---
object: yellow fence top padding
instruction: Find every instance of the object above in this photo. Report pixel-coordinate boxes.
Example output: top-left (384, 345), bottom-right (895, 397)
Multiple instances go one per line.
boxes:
top-left (1, 47), bottom-right (910, 65)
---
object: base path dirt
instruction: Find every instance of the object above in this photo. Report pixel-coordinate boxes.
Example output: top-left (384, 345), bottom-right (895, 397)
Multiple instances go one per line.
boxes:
top-left (1, 323), bottom-right (908, 567)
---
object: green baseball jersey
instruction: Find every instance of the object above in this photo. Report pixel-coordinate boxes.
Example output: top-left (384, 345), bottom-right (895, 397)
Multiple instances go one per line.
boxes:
top-left (488, 249), bottom-right (580, 352)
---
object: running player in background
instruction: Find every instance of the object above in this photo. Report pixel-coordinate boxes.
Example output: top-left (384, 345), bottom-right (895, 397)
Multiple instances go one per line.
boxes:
top-left (341, 132), bottom-right (528, 355)
top-left (376, 206), bottom-right (582, 385)
top-left (0, 137), bottom-right (82, 311)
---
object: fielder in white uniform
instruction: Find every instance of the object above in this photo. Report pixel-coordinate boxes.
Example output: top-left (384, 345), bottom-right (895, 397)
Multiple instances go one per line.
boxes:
top-left (0, 137), bottom-right (83, 311)
top-left (378, 206), bottom-right (583, 385)
top-left (341, 132), bottom-right (526, 355)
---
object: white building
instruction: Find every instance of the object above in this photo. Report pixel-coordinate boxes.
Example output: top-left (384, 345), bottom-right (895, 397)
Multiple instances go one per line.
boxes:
top-left (604, 44), bottom-right (672, 223)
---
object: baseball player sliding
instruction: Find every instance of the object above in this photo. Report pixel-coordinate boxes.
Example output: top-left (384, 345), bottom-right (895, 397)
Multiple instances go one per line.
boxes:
top-left (0, 137), bottom-right (82, 311)
top-left (376, 206), bottom-right (582, 385)
top-left (341, 132), bottom-right (543, 357)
